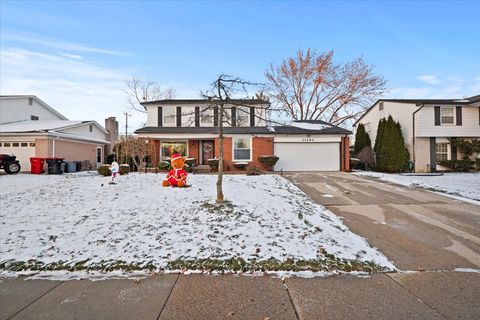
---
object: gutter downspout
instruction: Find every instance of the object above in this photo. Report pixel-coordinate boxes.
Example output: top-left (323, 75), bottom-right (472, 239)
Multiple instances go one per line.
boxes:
top-left (412, 104), bottom-right (424, 170)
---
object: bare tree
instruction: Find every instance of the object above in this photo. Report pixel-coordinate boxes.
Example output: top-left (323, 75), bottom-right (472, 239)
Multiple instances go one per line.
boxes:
top-left (126, 77), bottom-right (176, 113)
top-left (265, 49), bottom-right (386, 126)
top-left (198, 75), bottom-right (265, 203)
top-left (114, 135), bottom-right (156, 170)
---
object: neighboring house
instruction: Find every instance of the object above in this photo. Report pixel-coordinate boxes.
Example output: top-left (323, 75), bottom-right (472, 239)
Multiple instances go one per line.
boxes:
top-left (353, 95), bottom-right (480, 172)
top-left (134, 99), bottom-right (351, 171)
top-left (0, 95), bottom-right (117, 171)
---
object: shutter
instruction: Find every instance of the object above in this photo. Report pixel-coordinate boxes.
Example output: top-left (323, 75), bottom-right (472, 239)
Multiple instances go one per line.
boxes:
top-left (429, 137), bottom-right (436, 172)
top-left (250, 107), bottom-right (255, 126)
top-left (176, 107), bottom-right (181, 127)
top-left (450, 138), bottom-right (457, 160)
top-left (195, 107), bottom-right (200, 127)
top-left (456, 106), bottom-right (462, 126)
top-left (434, 106), bottom-right (440, 126)
top-left (157, 107), bottom-right (163, 127)
top-left (213, 107), bottom-right (219, 126)
top-left (231, 107), bottom-right (236, 127)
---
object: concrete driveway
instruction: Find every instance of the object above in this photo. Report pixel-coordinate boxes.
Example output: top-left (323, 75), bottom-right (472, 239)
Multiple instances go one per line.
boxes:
top-left (284, 171), bottom-right (480, 271)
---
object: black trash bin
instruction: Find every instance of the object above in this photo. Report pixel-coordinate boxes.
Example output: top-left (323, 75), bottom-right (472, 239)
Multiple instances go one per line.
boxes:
top-left (75, 161), bottom-right (83, 172)
top-left (46, 157), bottom-right (65, 174)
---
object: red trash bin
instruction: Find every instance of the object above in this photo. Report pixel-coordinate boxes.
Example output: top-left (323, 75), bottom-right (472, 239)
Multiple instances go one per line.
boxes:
top-left (30, 157), bottom-right (45, 174)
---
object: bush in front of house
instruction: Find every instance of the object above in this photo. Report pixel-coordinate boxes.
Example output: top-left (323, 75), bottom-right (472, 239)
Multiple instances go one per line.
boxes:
top-left (353, 123), bottom-right (372, 155)
top-left (233, 162), bottom-right (249, 170)
top-left (374, 116), bottom-right (409, 172)
top-left (246, 166), bottom-right (262, 176)
top-left (97, 164), bottom-right (110, 176)
top-left (258, 155), bottom-right (279, 171)
top-left (119, 164), bottom-right (130, 175)
top-left (208, 159), bottom-right (220, 172)
top-left (438, 160), bottom-right (474, 172)
top-left (158, 161), bottom-right (171, 171)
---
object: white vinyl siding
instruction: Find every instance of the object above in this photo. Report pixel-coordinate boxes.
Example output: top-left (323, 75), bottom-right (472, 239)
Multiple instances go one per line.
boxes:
top-left (61, 123), bottom-right (107, 141)
top-left (0, 97), bottom-right (66, 124)
top-left (416, 106), bottom-right (480, 137)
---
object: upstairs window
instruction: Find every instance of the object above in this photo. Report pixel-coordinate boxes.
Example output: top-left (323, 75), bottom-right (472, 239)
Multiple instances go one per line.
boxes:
top-left (440, 107), bottom-right (455, 125)
top-left (31, 115), bottom-right (39, 120)
top-left (28, 98), bottom-right (33, 105)
top-left (379, 102), bottom-right (384, 110)
top-left (236, 107), bottom-right (249, 126)
top-left (200, 107), bottom-right (213, 126)
top-left (163, 107), bottom-right (176, 125)
top-left (89, 124), bottom-right (93, 132)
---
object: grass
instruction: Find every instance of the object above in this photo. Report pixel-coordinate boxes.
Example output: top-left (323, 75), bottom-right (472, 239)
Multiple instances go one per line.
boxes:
top-left (0, 251), bottom-right (388, 274)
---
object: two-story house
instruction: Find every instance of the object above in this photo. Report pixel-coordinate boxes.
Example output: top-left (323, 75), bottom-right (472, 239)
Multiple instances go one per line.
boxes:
top-left (134, 99), bottom-right (352, 171)
top-left (0, 95), bottom-right (118, 171)
top-left (353, 95), bottom-right (480, 172)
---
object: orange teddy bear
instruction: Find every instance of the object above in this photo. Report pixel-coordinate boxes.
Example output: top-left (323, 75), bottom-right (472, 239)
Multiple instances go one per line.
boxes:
top-left (162, 153), bottom-right (188, 187)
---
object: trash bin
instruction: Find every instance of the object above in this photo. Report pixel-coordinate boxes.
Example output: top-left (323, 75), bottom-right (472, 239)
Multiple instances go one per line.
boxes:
top-left (45, 157), bottom-right (64, 174)
top-left (30, 157), bottom-right (45, 174)
top-left (75, 161), bottom-right (83, 172)
top-left (67, 161), bottom-right (77, 173)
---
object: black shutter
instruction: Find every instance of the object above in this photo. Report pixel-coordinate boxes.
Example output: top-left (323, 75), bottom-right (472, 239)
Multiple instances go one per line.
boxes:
top-left (213, 107), bottom-right (219, 126)
top-left (250, 107), bottom-right (255, 127)
top-left (157, 107), bottom-right (163, 127)
top-left (195, 107), bottom-right (200, 127)
top-left (456, 106), bottom-right (462, 126)
top-left (176, 106), bottom-right (181, 127)
top-left (429, 137), bottom-right (436, 172)
top-left (434, 106), bottom-right (440, 126)
top-left (451, 138), bottom-right (457, 160)
top-left (231, 107), bottom-right (236, 127)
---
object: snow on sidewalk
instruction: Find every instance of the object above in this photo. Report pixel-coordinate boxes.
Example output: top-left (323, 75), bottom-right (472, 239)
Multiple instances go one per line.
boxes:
top-left (353, 171), bottom-right (480, 203)
top-left (0, 173), bottom-right (394, 276)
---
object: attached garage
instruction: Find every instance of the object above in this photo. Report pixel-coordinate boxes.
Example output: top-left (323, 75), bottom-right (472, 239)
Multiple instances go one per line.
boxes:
top-left (275, 141), bottom-right (340, 171)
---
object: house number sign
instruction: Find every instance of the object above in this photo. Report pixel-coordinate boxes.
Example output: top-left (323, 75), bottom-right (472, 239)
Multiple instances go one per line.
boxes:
top-left (301, 138), bottom-right (315, 142)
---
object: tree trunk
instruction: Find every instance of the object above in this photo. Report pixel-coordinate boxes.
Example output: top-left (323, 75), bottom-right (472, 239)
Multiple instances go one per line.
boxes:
top-left (216, 102), bottom-right (225, 203)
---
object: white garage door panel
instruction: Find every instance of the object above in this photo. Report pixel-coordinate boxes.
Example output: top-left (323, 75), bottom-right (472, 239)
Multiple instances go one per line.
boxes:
top-left (0, 146), bottom-right (35, 171)
top-left (274, 142), bottom-right (340, 171)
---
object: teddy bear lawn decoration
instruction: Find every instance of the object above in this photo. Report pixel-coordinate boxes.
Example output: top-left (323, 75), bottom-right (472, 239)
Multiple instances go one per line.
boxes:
top-left (162, 153), bottom-right (188, 187)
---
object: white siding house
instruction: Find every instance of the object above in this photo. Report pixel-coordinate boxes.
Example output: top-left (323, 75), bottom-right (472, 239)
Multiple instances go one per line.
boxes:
top-left (354, 95), bottom-right (480, 172)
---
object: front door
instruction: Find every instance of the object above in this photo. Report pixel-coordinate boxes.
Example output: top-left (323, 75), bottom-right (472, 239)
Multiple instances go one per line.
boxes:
top-left (201, 140), bottom-right (214, 165)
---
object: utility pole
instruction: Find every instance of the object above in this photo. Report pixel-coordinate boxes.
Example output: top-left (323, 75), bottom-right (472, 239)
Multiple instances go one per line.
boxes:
top-left (123, 111), bottom-right (131, 136)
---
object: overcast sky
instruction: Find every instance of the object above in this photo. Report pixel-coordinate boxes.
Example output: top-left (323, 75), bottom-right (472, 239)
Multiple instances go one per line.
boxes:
top-left (1, 1), bottom-right (479, 131)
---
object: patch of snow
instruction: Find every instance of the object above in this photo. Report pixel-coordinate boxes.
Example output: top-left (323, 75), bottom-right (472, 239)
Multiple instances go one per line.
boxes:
top-left (0, 173), bottom-right (394, 278)
top-left (454, 268), bottom-right (480, 273)
top-left (290, 121), bottom-right (329, 130)
top-left (354, 171), bottom-right (480, 204)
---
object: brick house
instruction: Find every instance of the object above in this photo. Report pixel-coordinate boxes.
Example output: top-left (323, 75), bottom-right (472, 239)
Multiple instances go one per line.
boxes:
top-left (135, 99), bottom-right (351, 172)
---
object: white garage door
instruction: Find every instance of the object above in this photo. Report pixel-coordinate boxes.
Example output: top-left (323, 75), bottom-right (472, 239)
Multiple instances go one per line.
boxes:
top-left (0, 142), bottom-right (35, 172)
top-left (274, 142), bottom-right (340, 171)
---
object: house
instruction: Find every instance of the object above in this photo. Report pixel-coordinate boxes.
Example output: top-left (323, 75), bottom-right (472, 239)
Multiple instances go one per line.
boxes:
top-left (353, 95), bottom-right (480, 172)
top-left (134, 99), bottom-right (351, 171)
top-left (0, 95), bottom-right (118, 171)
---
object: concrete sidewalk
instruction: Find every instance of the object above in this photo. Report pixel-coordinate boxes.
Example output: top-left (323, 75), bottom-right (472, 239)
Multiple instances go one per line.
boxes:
top-left (2, 271), bottom-right (479, 320)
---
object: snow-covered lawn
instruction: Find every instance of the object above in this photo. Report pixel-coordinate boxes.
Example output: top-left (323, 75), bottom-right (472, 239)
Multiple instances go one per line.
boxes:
top-left (0, 172), bottom-right (393, 277)
top-left (354, 171), bottom-right (480, 204)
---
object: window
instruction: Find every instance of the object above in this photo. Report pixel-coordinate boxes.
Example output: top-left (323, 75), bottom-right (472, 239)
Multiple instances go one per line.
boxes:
top-left (31, 115), bottom-right (39, 120)
top-left (436, 143), bottom-right (448, 162)
top-left (21, 142), bottom-right (28, 147)
top-left (364, 122), bottom-right (370, 132)
top-left (233, 138), bottom-right (251, 161)
top-left (161, 142), bottom-right (187, 161)
top-left (379, 102), bottom-right (384, 110)
top-left (89, 124), bottom-right (93, 132)
top-left (29, 142), bottom-right (36, 147)
top-left (3, 142), bottom-right (10, 147)
top-left (163, 107), bottom-right (176, 125)
top-left (12, 142), bottom-right (19, 147)
top-left (440, 107), bottom-right (455, 125)
top-left (28, 98), bottom-right (33, 105)
top-left (96, 147), bottom-right (102, 163)
top-left (236, 107), bottom-right (249, 126)
top-left (0, 143), bottom-right (2, 147)
top-left (200, 107), bottom-right (213, 126)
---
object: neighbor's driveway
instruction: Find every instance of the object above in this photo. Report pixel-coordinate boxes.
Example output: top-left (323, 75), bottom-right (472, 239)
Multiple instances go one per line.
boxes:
top-left (285, 171), bottom-right (480, 271)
